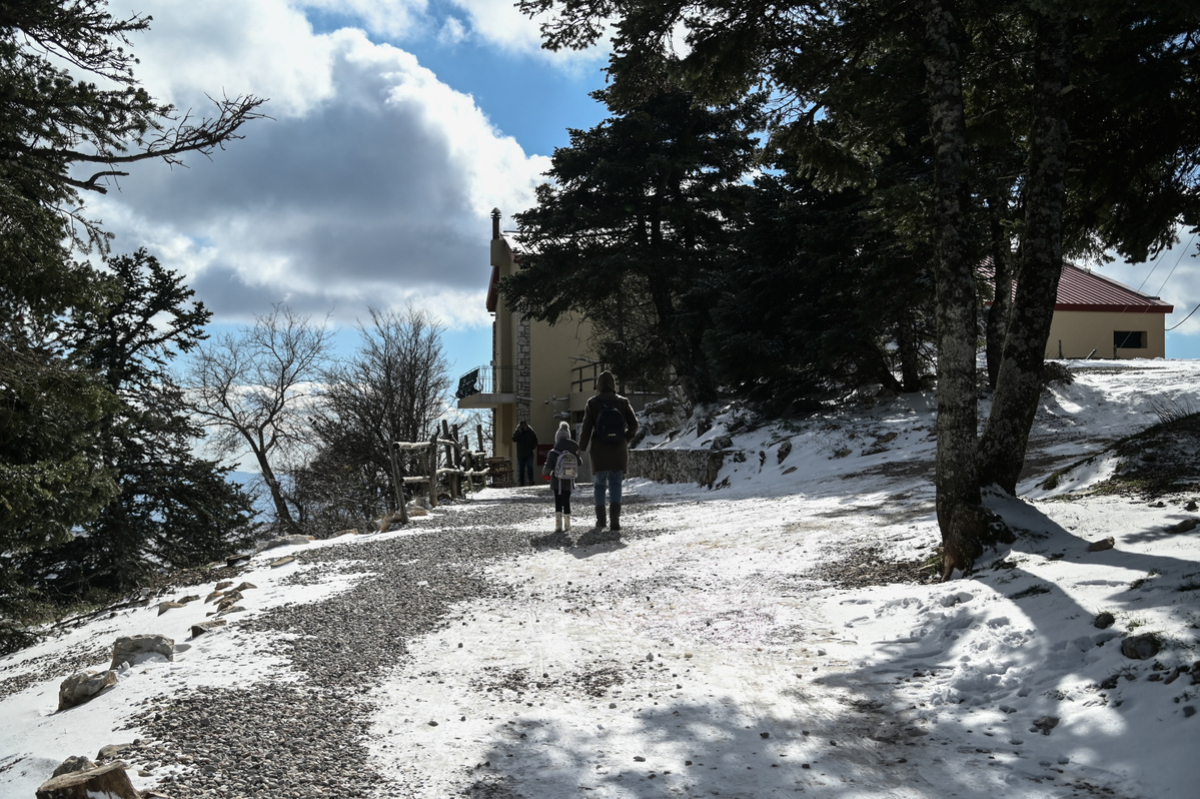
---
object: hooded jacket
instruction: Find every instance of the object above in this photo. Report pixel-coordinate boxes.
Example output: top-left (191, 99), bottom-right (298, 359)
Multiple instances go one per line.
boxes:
top-left (578, 370), bottom-right (639, 473)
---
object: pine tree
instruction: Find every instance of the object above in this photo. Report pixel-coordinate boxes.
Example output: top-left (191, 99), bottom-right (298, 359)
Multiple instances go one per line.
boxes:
top-left (18, 251), bottom-right (257, 601)
top-left (521, 0), bottom-right (1200, 575)
top-left (504, 86), bottom-right (762, 407)
top-left (0, 1), bottom-right (263, 647)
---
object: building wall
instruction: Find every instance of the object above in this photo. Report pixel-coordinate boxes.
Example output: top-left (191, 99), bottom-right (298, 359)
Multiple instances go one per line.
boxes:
top-left (1046, 309), bottom-right (1168, 360)
top-left (526, 315), bottom-right (594, 451)
top-left (488, 235), bottom-right (596, 463)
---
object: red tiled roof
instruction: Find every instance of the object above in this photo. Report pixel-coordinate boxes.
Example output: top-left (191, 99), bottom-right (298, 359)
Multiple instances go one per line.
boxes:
top-left (1055, 264), bottom-right (1173, 313)
top-left (982, 261), bottom-right (1174, 314)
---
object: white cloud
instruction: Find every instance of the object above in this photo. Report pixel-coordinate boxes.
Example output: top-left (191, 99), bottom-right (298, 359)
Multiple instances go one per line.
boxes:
top-left (447, 0), bottom-right (609, 68)
top-left (438, 16), bottom-right (468, 46)
top-left (94, 5), bottom-right (548, 330)
top-left (126, 0), bottom-right (339, 117)
top-left (295, 0), bottom-right (430, 38)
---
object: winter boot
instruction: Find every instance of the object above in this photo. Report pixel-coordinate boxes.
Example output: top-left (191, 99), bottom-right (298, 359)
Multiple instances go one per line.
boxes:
top-left (555, 512), bottom-right (563, 533)
top-left (610, 503), bottom-right (622, 533)
top-left (564, 514), bottom-right (571, 532)
top-left (594, 505), bottom-right (607, 531)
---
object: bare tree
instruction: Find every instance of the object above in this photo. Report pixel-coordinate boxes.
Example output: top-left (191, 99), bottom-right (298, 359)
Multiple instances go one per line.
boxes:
top-left (187, 305), bottom-right (331, 534)
top-left (297, 307), bottom-right (451, 530)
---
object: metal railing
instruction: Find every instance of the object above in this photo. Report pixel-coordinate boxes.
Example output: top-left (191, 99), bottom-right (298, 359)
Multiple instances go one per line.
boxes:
top-left (455, 365), bottom-right (517, 399)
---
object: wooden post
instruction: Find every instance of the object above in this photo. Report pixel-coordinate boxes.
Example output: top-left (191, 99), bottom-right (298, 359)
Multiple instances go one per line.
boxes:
top-left (428, 433), bottom-right (439, 508)
top-left (441, 420), bottom-right (458, 499)
top-left (452, 423), bottom-right (466, 495)
top-left (389, 443), bottom-right (408, 526)
top-left (477, 423), bottom-right (485, 453)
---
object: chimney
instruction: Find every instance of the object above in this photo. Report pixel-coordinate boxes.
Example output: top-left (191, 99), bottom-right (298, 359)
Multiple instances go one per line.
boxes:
top-left (491, 208), bottom-right (501, 240)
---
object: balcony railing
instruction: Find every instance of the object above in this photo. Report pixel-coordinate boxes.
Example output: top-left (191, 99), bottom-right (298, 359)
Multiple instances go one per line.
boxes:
top-left (455, 366), bottom-right (516, 400)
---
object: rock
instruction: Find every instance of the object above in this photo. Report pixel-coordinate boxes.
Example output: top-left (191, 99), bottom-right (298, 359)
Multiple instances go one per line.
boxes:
top-left (36, 761), bottom-right (139, 799)
top-left (190, 620), bottom-right (228, 638)
top-left (1087, 537), bottom-right (1115, 552)
top-left (110, 634), bottom-right (174, 670)
top-left (204, 590), bottom-right (224, 603)
top-left (270, 556), bottom-right (297, 568)
top-left (176, 595), bottom-right (200, 604)
top-left (1093, 612), bottom-right (1116, 629)
top-left (96, 744), bottom-right (133, 761)
top-left (233, 582), bottom-right (257, 592)
top-left (51, 756), bottom-right (95, 777)
top-left (1184, 706), bottom-right (1196, 718)
top-left (1031, 716), bottom-right (1059, 735)
top-left (1186, 500), bottom-right (1198, 512)
top-left (777, 440), bottom-right (793, 464)
top-left (217, 605), bottom-right (246, 615)
top-left (157, 602), bottom-right (186, 616)
top-left (258, 534), bottom-right (313, 552)
top-left (1121, 634), bottom-right (1160, 660)
top-left (214, 580), bottom-right (233, 591)
top-left (58, 670), bottom-right (118, 711)
top-left (1166, 518), bottom-right (1199, 534)
top-left (710, 435), bottom-right (734, 451)
top-left (226, 553), bottom-right (252, 568)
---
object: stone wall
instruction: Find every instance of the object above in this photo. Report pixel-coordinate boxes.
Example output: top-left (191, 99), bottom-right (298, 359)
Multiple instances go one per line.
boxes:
top-left (627, 448), bottom-right (726, 487)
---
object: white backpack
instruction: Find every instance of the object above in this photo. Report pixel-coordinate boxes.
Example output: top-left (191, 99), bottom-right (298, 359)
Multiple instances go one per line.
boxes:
top-left (553, 450), bottom-right (579, 481)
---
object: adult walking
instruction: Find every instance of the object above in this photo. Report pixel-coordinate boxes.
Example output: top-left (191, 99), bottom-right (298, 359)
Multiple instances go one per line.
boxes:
top-left (511, 419), bottom-right (539, 487)
top-left (578, 370), bottom-right (639, 533)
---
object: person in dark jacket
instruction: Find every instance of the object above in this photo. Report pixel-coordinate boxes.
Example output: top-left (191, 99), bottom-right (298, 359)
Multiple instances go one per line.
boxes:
top-left (542, 421), bottom-right (580, 533)
top-left (578, 370), bottom-right (639, 533)
top-left (511, 419), bottom-right (539, 486)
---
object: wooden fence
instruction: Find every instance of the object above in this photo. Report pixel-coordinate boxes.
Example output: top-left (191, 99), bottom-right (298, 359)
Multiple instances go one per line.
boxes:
top-left (387, 422), bottom-right (490, 525)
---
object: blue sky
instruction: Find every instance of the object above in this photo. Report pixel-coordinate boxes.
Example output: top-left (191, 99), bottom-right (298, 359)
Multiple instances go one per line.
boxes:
top-left (95, 0), bottom-right (1200, 385)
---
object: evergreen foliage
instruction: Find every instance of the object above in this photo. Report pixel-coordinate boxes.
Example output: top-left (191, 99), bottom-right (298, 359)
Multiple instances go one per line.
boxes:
top-left (706, 156), bottom-right (934, 412)
top-left (520, 0), bottom-right (1200, 574)
top-left (0, 1), bottom-right (263, 649)
top-left (17, 251), bottom-right (257, 603)
top-left (503, 86), bottom-right (762, 407)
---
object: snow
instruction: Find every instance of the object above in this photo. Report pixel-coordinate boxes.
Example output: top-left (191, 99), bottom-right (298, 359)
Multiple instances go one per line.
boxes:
top-left (3, 358), bottom-right (1199, 798)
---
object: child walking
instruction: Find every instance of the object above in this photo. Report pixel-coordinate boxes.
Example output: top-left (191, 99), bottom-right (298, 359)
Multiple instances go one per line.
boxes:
top-left (542, 421), bottom-right (580, 533)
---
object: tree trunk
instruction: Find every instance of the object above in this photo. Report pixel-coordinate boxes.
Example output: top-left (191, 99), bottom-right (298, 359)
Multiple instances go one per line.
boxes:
top-left (253, 447), bottom-right (300, 534)
top-left (977, 13), bottom-right (1070, 494)
top-left (984, 189), bottom-right (1015, 390)
top-left (925, 0), bottom-right (983, 576)
top-left (895, 313), bottom-right (923, 392)
top-left (649, 281), bottom-right (717, 407)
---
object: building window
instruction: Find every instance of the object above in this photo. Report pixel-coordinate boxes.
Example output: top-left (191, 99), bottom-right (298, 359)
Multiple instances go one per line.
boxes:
top-left (1114, 331), bottom-right (1146, 349)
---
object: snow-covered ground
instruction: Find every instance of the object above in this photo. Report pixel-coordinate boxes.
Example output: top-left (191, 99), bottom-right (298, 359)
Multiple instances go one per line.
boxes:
top-left (3, 359), bottom-right (1198, 798)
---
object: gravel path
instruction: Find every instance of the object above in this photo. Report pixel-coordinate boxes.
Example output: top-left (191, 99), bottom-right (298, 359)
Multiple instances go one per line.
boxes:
top-left (120, 491), bottom-right (666, 798)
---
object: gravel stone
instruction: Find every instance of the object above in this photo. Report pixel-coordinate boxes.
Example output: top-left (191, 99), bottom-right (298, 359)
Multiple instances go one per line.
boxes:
top-left (116, 492), bottom-right (662, 797)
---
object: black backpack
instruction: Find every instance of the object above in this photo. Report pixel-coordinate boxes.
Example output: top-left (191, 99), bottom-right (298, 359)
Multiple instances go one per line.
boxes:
top-left (594, 400), bottom-right (626, 443)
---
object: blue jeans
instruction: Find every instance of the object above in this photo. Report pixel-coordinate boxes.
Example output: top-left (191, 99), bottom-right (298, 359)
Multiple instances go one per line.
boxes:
top-left (517, 455), bottom-right (535, 486)
top-left (593, 470), bottom-right (623, 506)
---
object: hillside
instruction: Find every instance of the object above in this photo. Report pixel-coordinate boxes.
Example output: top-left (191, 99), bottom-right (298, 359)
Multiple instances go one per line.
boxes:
top-left (2, 359), bottom-right (1198, 799)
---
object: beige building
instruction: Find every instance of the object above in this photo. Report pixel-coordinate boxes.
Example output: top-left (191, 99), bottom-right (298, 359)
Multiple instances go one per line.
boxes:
top-left (1045, 264), bottom-right (1173, 360)
top-left (455, 210), bottom-right (601, 467)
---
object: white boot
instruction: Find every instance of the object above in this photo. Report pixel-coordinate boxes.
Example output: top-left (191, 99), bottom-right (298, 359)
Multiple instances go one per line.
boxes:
top-left (555, 512), bottom-right (563, 532)
top-left (564, 513), bottom-right (571, 532)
